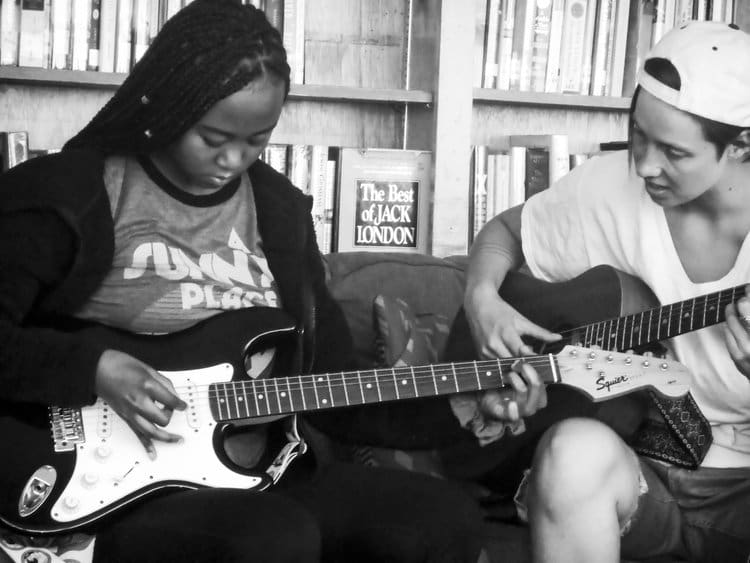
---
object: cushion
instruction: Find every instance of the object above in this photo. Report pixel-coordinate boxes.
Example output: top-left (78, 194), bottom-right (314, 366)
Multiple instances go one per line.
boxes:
top-left (343, 294), bottom-right (453, 477)
top-left (324, 251), bottom-right (467, 369)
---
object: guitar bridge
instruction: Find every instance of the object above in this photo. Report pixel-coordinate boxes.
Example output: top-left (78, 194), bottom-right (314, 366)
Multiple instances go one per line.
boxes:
top-left (49, 406), bottom-right (86, 452)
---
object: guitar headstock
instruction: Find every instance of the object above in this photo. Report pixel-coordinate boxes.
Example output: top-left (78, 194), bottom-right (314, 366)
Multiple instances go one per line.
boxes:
top-left (553, 345), bottom-right (690, 402)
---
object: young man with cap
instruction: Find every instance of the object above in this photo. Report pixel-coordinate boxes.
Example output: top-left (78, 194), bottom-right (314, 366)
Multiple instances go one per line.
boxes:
top-left (460, 21), bottom-right (750, 563)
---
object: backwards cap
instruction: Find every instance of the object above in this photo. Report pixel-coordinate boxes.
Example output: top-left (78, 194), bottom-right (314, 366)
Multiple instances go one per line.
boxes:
top-left (638, 21), bottom-right (750, 127)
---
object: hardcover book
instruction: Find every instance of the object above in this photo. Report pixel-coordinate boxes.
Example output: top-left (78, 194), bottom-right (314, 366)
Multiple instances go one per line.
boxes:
top-left (335, 148), bottom-right (431, 254)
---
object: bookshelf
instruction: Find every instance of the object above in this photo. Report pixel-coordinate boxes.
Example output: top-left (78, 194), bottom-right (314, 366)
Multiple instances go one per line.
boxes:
top-left (1, 0), bottom-right (747, 257)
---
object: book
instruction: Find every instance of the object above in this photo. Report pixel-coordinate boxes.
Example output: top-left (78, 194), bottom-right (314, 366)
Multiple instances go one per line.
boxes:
top-left (524, 147), bottom-right (550, 199)
top-left (335, 148), bottom-right (431, 254)
top-left (543, 0), bottom-right (566, 93)
top-left (1, 130), bottom-right (29, 171)
top-left (288, 143), bottom-right (312, 195)
top-left (263, 0), bottom-right (282, 35)
top-left (282, 0), bottom-right (305, 84)
top-left (70, 0), bottom-right (90, 70)
top-left (508, 0), bottom-right (534, 91)
top-left (621, 0), bottom-right (655, 97)
top-left (528, 0), bottom-right (554, 93)
top-left (309, 144), bottom-right (331, 253)
top-left (488, 151), bottom-right (510, 216)
top-left (1, 0), bottom-right (21, 66)
top-left (471, 145), bottom-right (488, 237)
top-left (18, 0), bottom-right (50, 68)
top-left (481, 0), bottom-right (500, 88)
top-left (97, 0), bottom-right (116, 72)
top-left (86, 0), bottom-right (100, 70)
top-left (590, 0), bottom-right (615, 96)
top-left (262, 143), bottom-right (289, 175)
top-left (558, 0), bottom-right (591, 93)
top-left (607, 0), bottom-right (632, 97)
top-left (508, 145), bottom-right (526, 208)
top-left (50, 0), bottom-right (72, 69)
top-left (114, 0), bottom-right (132, 73)
top-left (508, 133), bottom-right (570, 184)
top-left (495, 0), bottom-right (515, 90)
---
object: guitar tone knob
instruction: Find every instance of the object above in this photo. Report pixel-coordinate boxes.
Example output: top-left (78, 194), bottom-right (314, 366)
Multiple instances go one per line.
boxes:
top-left (63, 496), bottom-right (80, 511)
top-left (95, 445), bottom-right (111, 460)
top-left (81, 473), bottom-right (99, 488)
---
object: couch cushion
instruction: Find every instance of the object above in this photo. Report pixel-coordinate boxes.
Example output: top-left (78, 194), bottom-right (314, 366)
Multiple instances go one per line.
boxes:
top-left (324, 251), bottom-right (467, 369)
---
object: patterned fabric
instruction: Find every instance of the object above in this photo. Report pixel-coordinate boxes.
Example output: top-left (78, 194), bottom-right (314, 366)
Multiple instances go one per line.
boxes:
top-left (632, 391), bottom-right (713, 469)
top-left (347, 294), bottom-right (452, 477)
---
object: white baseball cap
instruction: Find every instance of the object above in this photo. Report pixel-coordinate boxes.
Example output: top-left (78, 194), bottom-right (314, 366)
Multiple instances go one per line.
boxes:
top-left (638, 21), bottom-right (750, 127)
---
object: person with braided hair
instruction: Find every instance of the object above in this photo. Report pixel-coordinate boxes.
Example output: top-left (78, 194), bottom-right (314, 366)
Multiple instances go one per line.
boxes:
top-left (0, 1), bottom-right (486, 561)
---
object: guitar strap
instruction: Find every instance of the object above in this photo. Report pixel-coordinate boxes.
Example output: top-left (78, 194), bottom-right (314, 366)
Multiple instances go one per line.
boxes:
top-left (631, 391), bottom-right (712, 469)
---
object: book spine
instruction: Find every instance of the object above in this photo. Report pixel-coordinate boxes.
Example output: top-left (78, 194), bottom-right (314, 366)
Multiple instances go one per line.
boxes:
top-left (18, 0), bottom-right (50, 67)
top-left (114, 0), bottom-right (131, 72)
top-left (309, 144), bottom-right (330, 253)
top-left (524, 147), bottom-right (550, 200)
top-left (495, 0), bottom-right (515, 90)
top-left (97, 0), bottom-right (115, 71)
top-left (473, 0), bottom-right (489, 88)
top-left (1, 130), bottom-right (29, 171)
top-left (508, 146), bottom-right (526, 207)
top-left (282, 0), bottom-right (305, 84)
top-left (472, 145), bottom-right (488, 237)
top-left (607, 0), bottom-right (631, 97)
top-left (509, 0), bottom-right (534, 91)
top-left (481, 0), bottom-right (500, 88)
top-left (543, 0), bottom-right (566, 93)
top-left (50, 0), bottom-right (72, 69)
top-left (86, 0), bottom-right (99, 70)
top-left (263, 0), bottom-right (282, 35)
top-left (70, 0), bottom-right (90, 70)
top-left (578, 0), bottom-right (598, 95)
top-left (590, 0), bottom-right (614, 96)
top-left (492, 152), bottom-right (511, 215)
top-left (528, 0), bottom-right (553, 93)
top-left (675, 0), bottom-right (694, 24)
top-left (1, 0), bottom-right (21, 65)
top-left (289, 143), bottom-right (312, 195)
top-left (558, 0), bottom-right (589, 93)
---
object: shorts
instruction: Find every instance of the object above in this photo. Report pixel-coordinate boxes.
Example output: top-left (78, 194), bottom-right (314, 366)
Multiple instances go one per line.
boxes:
top-left (621, 456), bottom-right (750, 563)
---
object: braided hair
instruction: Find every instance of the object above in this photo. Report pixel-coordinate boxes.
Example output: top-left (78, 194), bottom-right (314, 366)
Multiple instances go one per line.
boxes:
top-left (64, 0), bottom-right (290, 154)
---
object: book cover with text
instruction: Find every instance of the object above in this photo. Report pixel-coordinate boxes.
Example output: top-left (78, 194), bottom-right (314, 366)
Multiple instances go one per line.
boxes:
top-left (335, 148), bottom-right (431, 254)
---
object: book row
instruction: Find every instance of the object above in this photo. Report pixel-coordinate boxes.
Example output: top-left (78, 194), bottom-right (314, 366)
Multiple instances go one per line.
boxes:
top-left (475, 0), bottom-right (737, 97)
top-left (469, 134), bottom-right (628, 240)
top-left (0, 0), bottom-right (408, 90)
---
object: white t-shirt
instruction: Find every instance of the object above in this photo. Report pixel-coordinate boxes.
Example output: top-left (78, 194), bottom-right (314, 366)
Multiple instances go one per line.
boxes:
top-left (521, 150), bottom-right (750, 468)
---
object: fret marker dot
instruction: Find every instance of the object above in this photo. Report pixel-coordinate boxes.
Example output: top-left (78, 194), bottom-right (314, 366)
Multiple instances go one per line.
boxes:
top-left (441, 376), bottom-right (447, 381)
top-left (219, 399), bottom-right (225, 403)
top-left (366, 383), bottom-right (373, 389)
top-left (401, 379), bottom-right (407, 385)
top-left (322, 399), bottom-right (328, 404)
top-left (258, 394), bottom-right (264, 400)
top-left (238, 397), bottom-right (244, 402)
top-left (281, 392), bottom-right (287, 398)
top-left (485, 371), bottom-right (492, 377)
top-left (317, 377), bottom-right (324, 382)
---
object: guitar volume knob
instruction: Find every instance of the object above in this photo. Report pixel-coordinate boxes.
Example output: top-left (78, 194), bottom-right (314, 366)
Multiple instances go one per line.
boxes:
top-left (63, 496), bottom-right (80, 511)
top-left (81, 473), bottom-right (99, 488)
top-left (95, 445), bottom-right (111, 460)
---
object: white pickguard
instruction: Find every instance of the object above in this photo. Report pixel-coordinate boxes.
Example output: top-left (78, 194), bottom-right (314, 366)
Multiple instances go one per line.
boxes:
top-left (50, 363), bottom-right (267, 524)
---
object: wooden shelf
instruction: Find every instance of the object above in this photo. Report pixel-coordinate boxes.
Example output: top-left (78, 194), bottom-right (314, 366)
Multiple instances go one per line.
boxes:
top-left (473, 88), bottom-right (632, 111)
top-left (0, 66), bottom-right (433, 104)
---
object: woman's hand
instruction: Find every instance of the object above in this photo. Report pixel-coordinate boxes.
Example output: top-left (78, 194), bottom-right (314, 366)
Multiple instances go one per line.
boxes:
top-left (724, 288), bottom-right (750, 378)
top-left (94, 349), bottom-right (187, 457)
top-left (464, 281), bottom-right (561, 359)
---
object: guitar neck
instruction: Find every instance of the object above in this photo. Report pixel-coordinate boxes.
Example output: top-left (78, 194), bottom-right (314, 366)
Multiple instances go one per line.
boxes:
top-left (563, 284), bottom-right (745, 352)
top-left (208, 356), bottom-right (560, 422)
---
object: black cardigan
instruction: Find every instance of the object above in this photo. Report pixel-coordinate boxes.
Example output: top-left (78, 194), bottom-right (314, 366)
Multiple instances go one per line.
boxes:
top-left (0, 149), bottom-right (350, 407)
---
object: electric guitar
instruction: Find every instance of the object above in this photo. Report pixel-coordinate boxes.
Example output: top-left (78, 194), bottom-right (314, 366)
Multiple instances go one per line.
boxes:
top-left (0, 306), bottom-right (689, 534)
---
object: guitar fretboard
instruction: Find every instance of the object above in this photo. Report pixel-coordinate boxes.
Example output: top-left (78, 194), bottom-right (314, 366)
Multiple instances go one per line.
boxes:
top-left (208, 357), bottom-right (558, 422)
top-left (562, 285), bottom-right (745, 352)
